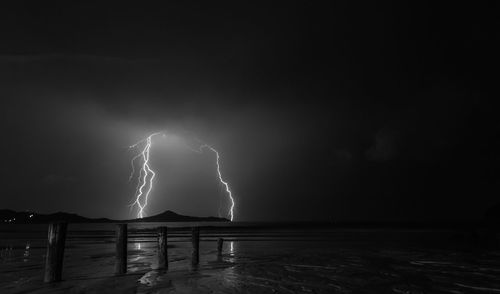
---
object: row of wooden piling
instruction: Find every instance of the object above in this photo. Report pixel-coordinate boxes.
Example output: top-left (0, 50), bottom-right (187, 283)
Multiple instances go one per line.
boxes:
top-left (44, 223), bottom-right (224, 283)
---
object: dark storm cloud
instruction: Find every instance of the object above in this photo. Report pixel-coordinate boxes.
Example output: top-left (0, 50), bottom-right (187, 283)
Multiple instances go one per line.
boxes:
top-left (332, 150), bottom-right (353, 163)
top-left (41, 174), bottom-right (77, 186)
top-left (366, 129), bottom-right (399, 162)
top-left (0, 53), bottom-right (162, 64)
top-left (0, 2), bottom-right (498, 221)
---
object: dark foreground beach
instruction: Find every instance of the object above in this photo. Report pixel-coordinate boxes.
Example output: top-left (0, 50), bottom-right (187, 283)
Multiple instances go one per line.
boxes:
top-left (1, 222), bottom-right (500, 293)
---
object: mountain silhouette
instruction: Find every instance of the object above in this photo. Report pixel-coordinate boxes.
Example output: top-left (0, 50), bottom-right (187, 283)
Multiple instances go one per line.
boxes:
top-left (0, 209), bottom-right (228, 224)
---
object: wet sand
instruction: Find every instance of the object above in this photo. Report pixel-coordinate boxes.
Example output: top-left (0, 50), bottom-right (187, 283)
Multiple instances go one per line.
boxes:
top-left (1, 223), bottom-right (500, 293)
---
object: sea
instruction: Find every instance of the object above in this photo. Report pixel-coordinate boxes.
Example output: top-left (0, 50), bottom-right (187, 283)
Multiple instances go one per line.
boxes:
top-left (1, 222), bottom-right (500, 293)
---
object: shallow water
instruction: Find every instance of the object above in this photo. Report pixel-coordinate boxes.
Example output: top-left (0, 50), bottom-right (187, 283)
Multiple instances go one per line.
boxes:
top-left (0, 223), bottom-right (499, 293)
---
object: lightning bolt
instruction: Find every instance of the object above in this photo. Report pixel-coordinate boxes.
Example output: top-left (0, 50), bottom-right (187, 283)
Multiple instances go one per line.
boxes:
top-left (129, 132), bottom-right (163, 218)
top-left (188, 143), bottom-right (235, 221)
top-left (128, 132), bottom-right (236, 221)
top-left (206, 145), bottom-right (235, 222)
top-left (128, 153), bottom-right (143, 182)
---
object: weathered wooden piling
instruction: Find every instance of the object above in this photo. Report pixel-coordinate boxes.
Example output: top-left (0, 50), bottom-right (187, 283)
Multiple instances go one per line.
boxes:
top-left (115, 224), bottom-right (128, 275)
top-left (217, 238), bottom-right (223, 256)
top-left (44, 222), bottom-right (67, 283)
top-left (158, 227), bottom-right (168, 269)
top-left (191, 227), bottom-right (200, 265)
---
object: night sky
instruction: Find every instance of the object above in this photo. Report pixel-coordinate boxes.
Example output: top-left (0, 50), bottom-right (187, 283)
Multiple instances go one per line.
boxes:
top-left (0, 2), bottom-right (498, 221)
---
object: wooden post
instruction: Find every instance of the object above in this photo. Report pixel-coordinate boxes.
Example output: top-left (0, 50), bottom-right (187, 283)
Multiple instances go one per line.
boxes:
top-left (158, 227), bottom-right (168, 269)
top-left (191, 227), bottom-right (200, 266)
top-left (44, 222), bottom-right (67, 283)
top-left (217, 238), bottom-right (223, 256)
top-left (115, 224), bottom-right (127, 275)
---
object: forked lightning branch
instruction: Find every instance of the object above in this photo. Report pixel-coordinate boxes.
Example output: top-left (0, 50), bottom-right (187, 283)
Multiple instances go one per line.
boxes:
top-left (128, 132), bottom-right (235, 221)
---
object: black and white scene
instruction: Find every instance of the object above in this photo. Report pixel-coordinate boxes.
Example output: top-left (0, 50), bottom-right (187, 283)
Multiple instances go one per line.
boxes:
top-left (0, 2), bottom-right (499, 293)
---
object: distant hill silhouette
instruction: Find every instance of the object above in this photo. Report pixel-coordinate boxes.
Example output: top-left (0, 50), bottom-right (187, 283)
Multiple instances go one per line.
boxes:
top-left (0, 209), bottom-right (228, 224)
top-left (127, 210), bottom-right (227, 222)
